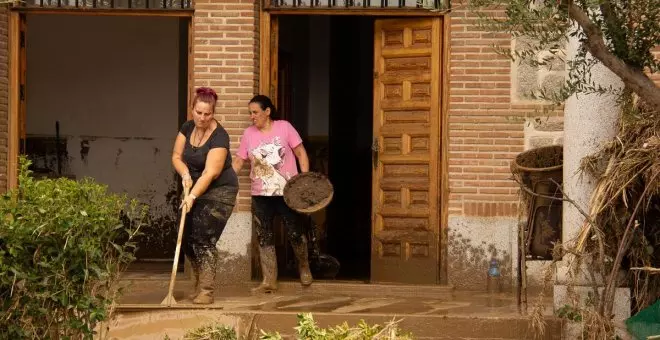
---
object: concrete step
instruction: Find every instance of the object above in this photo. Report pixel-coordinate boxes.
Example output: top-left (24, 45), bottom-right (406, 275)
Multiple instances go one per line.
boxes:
top-left (107, 278), bottom-right (561, 339)
top-left (103, 310), bottom-right (563, 340)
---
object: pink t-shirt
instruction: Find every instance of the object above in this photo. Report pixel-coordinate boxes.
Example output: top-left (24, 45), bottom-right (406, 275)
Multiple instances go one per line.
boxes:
top-left (236, 120), bottom-right (303, 196)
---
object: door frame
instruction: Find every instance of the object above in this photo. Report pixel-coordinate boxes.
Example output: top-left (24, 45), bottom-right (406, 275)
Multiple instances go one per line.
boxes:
top-left (7, 8), bottom-right (194, 192)
top-left (259, 10), bottom-right (450, 284)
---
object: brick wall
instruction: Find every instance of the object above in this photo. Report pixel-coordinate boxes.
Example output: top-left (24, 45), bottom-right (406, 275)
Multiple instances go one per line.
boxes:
top-left (192, 0), bottom-right (259, 212)
top-left (0, 9), bottom-right (8, 193)
top-left (448, 5), bottom-right (560, 217)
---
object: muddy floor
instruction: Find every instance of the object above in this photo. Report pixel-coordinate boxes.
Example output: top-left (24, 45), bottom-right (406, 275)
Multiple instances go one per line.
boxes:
top-left (116, 266), bottom-right (553, 316)
top-left (104, 274), bottom-right (560, 340)
top-left (116, 279), bottom-right (535, 317)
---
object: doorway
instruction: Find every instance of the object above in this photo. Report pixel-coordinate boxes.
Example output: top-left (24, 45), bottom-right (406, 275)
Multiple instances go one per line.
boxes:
top-left (272, 15), bottom-right (375, 281)
top-left (18, 13), bottom-right (191, 270)
top-left (261, 13), bottom-right (448, 285)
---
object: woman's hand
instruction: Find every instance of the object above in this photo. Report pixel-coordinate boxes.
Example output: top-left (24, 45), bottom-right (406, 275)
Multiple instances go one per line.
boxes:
top-left (182, 173), bottom-right (193, 190)
top-left (232, 156), bottom-right (245, 175)
top-left (180, 194), bottom-right (196, 212)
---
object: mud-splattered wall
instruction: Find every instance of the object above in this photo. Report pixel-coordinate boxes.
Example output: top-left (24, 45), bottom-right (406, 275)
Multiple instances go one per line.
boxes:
top-left (25, 15), bottom-right (180, 258)
top-left (448, 118), bottom-right (564, 292)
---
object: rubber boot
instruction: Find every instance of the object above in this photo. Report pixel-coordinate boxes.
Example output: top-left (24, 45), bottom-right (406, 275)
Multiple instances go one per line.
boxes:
top-left (251, 245), bottom-right (278, 294)
top-left (193, 253), bottom-right (217, 305)
top-left (188, 262), bottom-right (200, 300)
top-left (291, 236), bottom-right (313, 286)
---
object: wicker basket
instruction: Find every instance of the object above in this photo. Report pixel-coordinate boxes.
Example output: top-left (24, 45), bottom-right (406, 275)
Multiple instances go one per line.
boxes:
top-left (283, 172), bottom-right (334, 214)
top-left (511, 144), bottom-right (563, 260)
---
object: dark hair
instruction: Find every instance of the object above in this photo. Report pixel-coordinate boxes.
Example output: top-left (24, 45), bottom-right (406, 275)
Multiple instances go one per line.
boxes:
top-left (249, 95), bottom-right (280, 120)
top-left (192, 87), bottom-right (218, 109)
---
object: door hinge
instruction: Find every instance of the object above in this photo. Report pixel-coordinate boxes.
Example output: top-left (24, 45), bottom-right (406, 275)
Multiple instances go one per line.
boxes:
top-left (20, 85), bottom-right (25, 101)
top-left (373, 71), bottom-right (379, 79)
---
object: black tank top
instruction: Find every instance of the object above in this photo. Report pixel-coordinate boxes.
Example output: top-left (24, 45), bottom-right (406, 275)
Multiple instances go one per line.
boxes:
top-left (179, 120), bottom-right (238, 205)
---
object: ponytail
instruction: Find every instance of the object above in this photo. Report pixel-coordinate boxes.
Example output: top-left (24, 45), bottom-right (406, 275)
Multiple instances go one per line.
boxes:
top-left (249, 95), bottom-right (280, 120)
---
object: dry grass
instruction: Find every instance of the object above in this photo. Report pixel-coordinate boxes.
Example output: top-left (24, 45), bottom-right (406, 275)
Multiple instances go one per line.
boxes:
top-left (578, 102), bottom-right (660, 314)
top-left (519, 99), bottom-right (660, 338)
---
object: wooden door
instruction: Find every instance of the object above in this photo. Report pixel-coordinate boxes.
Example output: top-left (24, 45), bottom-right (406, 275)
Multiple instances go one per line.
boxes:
top-left (371, 18), bottom-right (442, 284)
top-left (8, 13), bottom-right (26, 189)
top-left (19, 15), bottom-right (27, 156)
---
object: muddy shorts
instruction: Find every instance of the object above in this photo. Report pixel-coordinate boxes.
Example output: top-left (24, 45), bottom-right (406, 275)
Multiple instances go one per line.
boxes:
top-left (252, 196), bottom-right (303, 247)
top-left (182, 187), bottom-right (237, 267)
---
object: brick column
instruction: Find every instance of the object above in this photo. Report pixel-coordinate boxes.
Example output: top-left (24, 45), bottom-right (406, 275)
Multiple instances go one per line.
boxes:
top-left (193, 0), bottom-right (259, 212)
top-left (189, 0), bottom-right (260, 285)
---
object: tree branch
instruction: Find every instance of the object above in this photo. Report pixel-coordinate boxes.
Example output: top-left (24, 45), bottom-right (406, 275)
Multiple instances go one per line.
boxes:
top-left (549, 178), bottom-right (606, 270)
top-left (512, 176), bottom-right (606, 268)
top-left (601, 172), bottom-right (658, 317)
top-left (630, 267), bottom-right (660, 274)
top-left (512, 175), bottom-right (593, 225)
top-left (567, 3), bottom-right (660, 113)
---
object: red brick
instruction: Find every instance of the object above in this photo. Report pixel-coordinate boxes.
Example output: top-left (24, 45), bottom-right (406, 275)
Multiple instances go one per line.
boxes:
top-left (0, 10), bottom-right (7, 192)
top-left (192, 4), bottom-right (258, 212)
top-left (447, 4), bottom-right (555, 216)
top-left (0, 3), bottom-right (577, 216)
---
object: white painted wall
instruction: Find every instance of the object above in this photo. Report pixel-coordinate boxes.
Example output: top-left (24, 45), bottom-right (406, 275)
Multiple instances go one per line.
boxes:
top-left (26, 14), bottom-right (180, 221)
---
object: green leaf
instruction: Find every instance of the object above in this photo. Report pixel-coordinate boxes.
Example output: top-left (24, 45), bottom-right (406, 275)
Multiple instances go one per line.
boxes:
top-left (110, 242), bottom-right (123, 252)
top-left (0, 156), bottom-right (150, 339)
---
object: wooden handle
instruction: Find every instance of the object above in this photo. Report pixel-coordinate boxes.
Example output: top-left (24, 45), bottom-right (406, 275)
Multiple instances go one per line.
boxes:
top-left (163, 187), bottom-right (191, 306)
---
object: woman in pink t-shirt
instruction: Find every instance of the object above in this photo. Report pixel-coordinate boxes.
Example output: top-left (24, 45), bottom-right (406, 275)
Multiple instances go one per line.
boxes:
top-left (232, 95), bottom-right (312, 293)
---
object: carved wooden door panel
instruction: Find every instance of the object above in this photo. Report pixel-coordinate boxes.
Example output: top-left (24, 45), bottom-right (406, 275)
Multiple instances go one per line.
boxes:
top-left (371, 18), bottom-right (442, 284)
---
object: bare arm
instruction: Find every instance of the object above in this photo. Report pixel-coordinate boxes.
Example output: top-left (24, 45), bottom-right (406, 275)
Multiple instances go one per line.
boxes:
top-left (172, 133), bottom-right (190, 178)
top-left (232, 156), bottom-right (245, 175)
top-left (190, 148), bottom-right (228, 199)
top-left (293, 144), bottom-right (309, 173)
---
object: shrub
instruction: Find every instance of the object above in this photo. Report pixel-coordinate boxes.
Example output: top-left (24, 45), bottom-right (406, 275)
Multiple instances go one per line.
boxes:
top-left (170, 313), bottom-right (413, 340)
top-left (164, 324), bottom-right (238, 340)
top-left (260, 313), bottom-right (413, 340)
top-left (0, 157), bottom-right (148, 339)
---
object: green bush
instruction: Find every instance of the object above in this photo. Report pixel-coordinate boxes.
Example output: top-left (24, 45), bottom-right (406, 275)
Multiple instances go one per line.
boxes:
top-left (260, 313), bottom-right (413, 340)
top-left (171, 313), bottom-right (413, 340)
top-left (164, 324), bottom-right (238, 340)
top-left (0, 157), bottom-right (148, 339)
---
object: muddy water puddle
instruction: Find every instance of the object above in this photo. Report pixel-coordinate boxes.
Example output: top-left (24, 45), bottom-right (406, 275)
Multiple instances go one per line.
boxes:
top-left (117, 279), bottom-right (531, 316)
top-left (106, 284), bottom-right (555, 340)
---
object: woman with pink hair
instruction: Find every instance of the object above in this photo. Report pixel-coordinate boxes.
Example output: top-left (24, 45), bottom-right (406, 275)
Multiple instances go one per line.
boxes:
top-left (171, 87), bottom-right (238, 304)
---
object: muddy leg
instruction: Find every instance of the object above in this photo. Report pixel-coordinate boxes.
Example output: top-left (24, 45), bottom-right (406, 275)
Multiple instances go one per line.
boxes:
top-left (252, 244), bottom-right (278, 294)
top-left (251, 197), bottom-right (279, 294)
top-left (279, 198), bottom-right (313, 286)
top-left (290, 235), bottom-right (313, 286)
top-left (193, 248), bottom-right (218, 304)
top-left (187, 261), bottom-right (201, 300)
top-left (188, 200), bottom-right (232, 305)
top-left (182, 213), bottom-right (201, 300)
